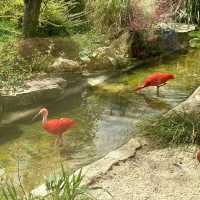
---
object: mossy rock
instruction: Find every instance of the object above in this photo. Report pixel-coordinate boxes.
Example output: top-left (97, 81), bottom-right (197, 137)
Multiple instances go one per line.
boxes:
top-left (95, 83), bottom-right (128, 94)
top-left (189, 31), bottom-right (200, 39)
top-left (189, 38), bottom-right (200, 48)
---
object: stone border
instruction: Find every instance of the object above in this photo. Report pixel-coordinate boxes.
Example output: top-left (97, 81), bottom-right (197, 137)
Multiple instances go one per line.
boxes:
top-left (31, 138), bottom-right (141, 197)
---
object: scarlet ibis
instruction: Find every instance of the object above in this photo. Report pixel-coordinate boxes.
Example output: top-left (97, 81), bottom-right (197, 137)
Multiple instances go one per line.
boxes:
top-left (32, 108), bottom-right (75, 146)
top-left (134, 72), bottom-right (175, 95)
top-left (197, 150), bottom-right (200, 163)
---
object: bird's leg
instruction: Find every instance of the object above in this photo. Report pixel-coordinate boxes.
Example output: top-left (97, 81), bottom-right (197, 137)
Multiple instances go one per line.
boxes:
top-left (54, 136), bottom-right (59, 146)
top-left (156, 86), bottom-right (160, 96)
top-left (58, 134), bottom-right (64, 146)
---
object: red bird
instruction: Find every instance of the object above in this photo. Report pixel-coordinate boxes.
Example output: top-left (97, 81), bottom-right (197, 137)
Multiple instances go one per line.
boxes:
top-left (32, 108), bottom-right (75, 146)
top-left (197, 150), bottom-right (200, 163)
top-left (134, 72), bottom-right (175, 95)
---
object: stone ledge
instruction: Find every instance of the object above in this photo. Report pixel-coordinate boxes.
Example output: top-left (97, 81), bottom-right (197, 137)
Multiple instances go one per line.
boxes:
top-left (31, 138), bottom-right (141, 197)
top-left (0, 77), bottom-right (67, 111)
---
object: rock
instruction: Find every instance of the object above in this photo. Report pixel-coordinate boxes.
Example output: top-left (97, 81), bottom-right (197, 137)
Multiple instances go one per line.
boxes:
top-left (31, 138), bottom-right (141, 197)
top-left (50, 57), bottom-right (81, 72)
top-left (109, 31), bottom-right (132, 58)
top-left (189, 31), bottom-right (200, 38)
top-left (188, 30), bottom-right (200, 48)
top-left (0, 77), bottom-right (67, 111)
top-left (88, 75), bottom-right (109, 86)
top-left (167, 87), bottom-right (200, 116)
top-left (157, 23), bottom-right (196, 33)
top-left (189, 38), bottom-right (200, 48)
top-left (18, 37), bottom-right (80, 60)
top-left (95, 83), bottom-right (128, 94)
top-left (83, 32), bottom-right (133, 71)
top-left (131, 22), bottom-right (192, 59)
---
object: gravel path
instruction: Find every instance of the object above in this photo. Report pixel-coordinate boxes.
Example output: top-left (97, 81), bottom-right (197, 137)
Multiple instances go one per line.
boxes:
top-left (91, 139), bottom-right (200, 200)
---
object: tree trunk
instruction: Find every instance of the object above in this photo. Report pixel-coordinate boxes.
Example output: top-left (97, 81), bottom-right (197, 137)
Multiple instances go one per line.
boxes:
top-left (23, 0), bottom-right (42, 38)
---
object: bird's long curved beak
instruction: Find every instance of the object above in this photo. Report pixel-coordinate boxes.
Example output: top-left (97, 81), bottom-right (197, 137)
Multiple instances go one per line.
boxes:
top-left (32, 112), bottom-right (40, 121)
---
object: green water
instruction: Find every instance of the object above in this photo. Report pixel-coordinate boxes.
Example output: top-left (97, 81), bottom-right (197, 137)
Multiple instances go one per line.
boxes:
top-left (0, 49), bottom-right (200, 190)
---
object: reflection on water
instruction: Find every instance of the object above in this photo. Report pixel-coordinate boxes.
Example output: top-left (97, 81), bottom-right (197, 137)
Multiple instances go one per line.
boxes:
top-left (0, 49), bottom-right (200, 189)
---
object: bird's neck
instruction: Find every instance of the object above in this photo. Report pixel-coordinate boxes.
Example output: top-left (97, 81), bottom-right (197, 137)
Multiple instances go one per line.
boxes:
top-left (42, 115), bottom-right (48, 124)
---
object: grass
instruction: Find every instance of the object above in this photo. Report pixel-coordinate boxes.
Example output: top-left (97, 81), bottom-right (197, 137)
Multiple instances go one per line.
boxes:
top-left (185, 0), bottom-right (200, 25)
top-left (0, 166), bottom-right (95, 200)
top-left (140, 111), bottom-right (200, 147)
top-left (176, 0), bottom-right (200, 25)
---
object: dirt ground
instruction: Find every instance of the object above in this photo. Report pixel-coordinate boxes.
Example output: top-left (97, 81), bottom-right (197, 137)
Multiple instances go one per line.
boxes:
top-left (90, 138), bottom-right (200, 200)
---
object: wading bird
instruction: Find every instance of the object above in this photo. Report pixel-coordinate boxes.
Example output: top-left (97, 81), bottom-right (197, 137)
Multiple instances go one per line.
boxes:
top-left (32, 108), bottom-right (75, 146)
top-left (197, 150), bottom-right (200, 163)
top-left (134, 72), bottom-right (175, 96)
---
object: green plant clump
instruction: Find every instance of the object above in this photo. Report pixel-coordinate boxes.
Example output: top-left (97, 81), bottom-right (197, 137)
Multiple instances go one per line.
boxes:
top-left (0, 167), bottom-right (94, 200)
top-left (141, 111), bottom-right (200, 146)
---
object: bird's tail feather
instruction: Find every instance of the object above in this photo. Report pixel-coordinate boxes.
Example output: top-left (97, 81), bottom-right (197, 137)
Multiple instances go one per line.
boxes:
top-left (134, 85), bottom-right (146, 91)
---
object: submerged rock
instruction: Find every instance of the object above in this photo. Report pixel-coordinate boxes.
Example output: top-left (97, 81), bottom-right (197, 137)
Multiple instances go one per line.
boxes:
top-left (189, 38), bottom-right (200, 48)
top-left (95, 83), bottom-right (128, 94)
top-left (188, 30), bottom-right (200, 48)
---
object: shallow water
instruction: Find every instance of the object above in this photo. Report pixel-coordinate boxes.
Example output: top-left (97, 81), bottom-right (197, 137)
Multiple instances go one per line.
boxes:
top-left (0, 49), bottom-right (200, 189)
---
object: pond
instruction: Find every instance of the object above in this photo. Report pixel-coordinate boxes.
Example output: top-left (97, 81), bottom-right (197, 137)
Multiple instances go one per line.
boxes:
top-left (0, 49), bottom-right (200, 190)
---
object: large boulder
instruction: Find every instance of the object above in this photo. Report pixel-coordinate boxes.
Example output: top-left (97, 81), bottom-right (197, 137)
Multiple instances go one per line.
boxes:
top-left (18, 37), bottom-right (80, 60)
top-left (82, 31), bottom-right (133, 72)
top-left (130, 23), bottom-right (195, 59)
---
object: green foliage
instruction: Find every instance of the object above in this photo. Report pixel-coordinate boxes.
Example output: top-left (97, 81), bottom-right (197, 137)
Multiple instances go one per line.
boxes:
top-left (0, 167), bottom-right (93, 200)
top-left (0, 39), bottom-right (54, 92)
top-left (0, 20), bottom-right (21, 42)
top-left (0, 0), bottom-right (87, 36)
top-left (141, 112), bottom-right (200, 146)
top-left (46, 167), bottom-right (94, 200)
top-left (86, 0), bottom-right (130, 34)
top-left (39, 0), bottom-right (87, 36)
top-left (0, 0), bottom-right (24, 24)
